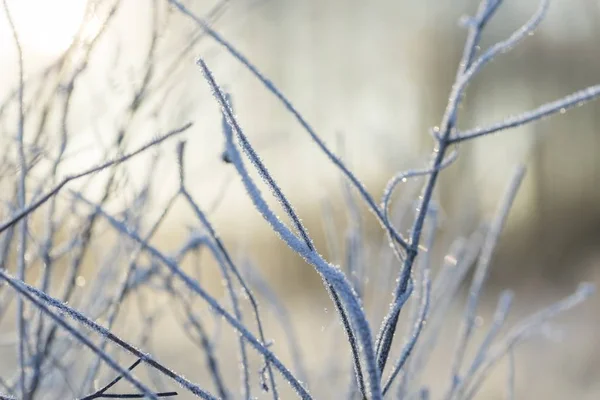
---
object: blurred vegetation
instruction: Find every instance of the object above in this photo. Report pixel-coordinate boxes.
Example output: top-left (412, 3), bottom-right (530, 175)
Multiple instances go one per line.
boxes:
top-left (0, 0), bottom-right (599, 399)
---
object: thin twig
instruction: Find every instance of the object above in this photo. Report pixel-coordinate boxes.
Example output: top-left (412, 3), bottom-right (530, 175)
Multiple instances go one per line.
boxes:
top-left (72, 192), bottom-right (313, 400)
top-left (2, 1), bottom-right (28, 396)
top-left (448, 166), bottom-right (525, 391)
top-left (451, 84), bottom-right (600, 143)
top-left (198, 59), bottom-right (376, 399)
top-left (81, 358), bottom-right (178, 400)
top-left (0, 122), bottom-right (192, 235)
top-left (0, 271), bottom-right (161, 400)
top-left (168, 0), bottom-right (410, 253)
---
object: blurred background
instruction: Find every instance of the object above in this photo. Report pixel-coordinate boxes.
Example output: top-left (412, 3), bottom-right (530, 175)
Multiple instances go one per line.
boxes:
top-left (0, 0), bottom-right (599, 398)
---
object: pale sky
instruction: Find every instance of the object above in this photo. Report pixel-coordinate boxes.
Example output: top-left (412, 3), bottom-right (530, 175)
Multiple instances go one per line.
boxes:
top-left (0, 0), bottom-right (88, 71)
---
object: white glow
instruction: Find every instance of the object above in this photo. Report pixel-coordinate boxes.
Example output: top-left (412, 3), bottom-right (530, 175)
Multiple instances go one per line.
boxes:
top-left (1, 0), bottom-right (88, 55)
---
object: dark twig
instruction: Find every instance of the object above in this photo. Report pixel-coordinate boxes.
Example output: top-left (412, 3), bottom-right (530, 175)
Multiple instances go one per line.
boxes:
top-left (80, 358), bottom-right (178, 400)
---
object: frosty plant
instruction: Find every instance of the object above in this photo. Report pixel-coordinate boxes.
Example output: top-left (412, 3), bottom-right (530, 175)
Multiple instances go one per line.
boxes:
top-left (0, 0), bottom-right (599, 399)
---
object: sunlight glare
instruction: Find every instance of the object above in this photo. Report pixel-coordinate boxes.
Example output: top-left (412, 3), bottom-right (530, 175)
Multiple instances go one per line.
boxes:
top-left (1, 0), bottom-right (88, 55)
